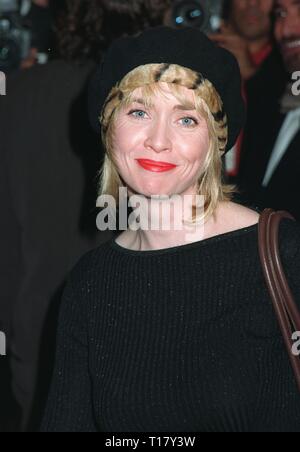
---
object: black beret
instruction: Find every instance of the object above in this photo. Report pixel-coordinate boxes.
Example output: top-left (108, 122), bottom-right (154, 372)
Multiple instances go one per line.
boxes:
top-left (89, 26), bottom-right (246, 153)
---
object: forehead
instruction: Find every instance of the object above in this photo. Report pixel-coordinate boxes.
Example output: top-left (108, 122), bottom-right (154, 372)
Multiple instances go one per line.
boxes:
top-left (131, 82), bottom-right (196, 105)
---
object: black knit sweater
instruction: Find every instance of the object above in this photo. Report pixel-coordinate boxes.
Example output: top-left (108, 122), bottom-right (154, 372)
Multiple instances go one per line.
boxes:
top-left (41, 219), bottom-right (300, 432)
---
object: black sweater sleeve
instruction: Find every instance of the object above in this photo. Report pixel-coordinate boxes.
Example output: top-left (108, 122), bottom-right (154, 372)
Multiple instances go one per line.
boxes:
top-left (41, 270), bottom-right (97, 432)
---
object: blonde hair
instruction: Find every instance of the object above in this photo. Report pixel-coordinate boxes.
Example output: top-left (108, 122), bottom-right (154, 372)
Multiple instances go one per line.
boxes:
top-left (98, 63), bottom-right (238, 224)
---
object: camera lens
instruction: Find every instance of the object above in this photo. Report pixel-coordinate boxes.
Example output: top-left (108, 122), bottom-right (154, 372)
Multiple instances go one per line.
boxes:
top-left (173, 1), bottom-right (207, 29)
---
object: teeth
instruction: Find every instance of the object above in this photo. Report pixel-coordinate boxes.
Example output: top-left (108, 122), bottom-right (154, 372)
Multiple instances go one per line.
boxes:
top-left (286, 40), bottom-right (300, 49)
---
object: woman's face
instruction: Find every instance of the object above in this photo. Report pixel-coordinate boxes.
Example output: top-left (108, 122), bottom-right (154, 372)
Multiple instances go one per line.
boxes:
top-left (112, 82), bottom-right (210, 199)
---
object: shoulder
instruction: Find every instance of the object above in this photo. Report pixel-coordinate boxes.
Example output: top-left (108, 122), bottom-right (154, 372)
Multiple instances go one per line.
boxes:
top-left (68, 239), bottom-right (114, 288)
top-left (231, 202), bottom-right (260, 224)
top-left (231, 204), bottom-right (300, 261)
top-left (72, 239), bottom-right (113, 272)
top-left (226, 204), bottom-right (300, 258)
top-left (219, 202), bottom-right (260, 231)
top-left (59, 240), bottom-right (114, 316)
top-left (279, 217), bottom-right (300, 260)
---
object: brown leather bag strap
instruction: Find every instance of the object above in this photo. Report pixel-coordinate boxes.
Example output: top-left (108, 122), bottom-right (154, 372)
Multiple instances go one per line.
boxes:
top-left (258, 208), bottom-right (300, 392)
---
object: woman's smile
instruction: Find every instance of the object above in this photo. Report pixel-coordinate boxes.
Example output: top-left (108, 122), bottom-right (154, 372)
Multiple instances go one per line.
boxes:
top-left (136, 158), bottom-right (178, 172)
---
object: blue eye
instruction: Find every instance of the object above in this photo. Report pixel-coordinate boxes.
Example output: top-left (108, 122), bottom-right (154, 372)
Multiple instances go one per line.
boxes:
top-left (180, 117), bottom-right (198, 127)
top-left (129, 109), bottom-right (147, 119)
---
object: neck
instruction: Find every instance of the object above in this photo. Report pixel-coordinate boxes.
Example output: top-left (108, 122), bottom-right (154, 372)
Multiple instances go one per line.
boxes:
top-left (248, 36), bottom-right (271, 55)
top-left (126, 195), bottom-right (222, 251)
top-left (135, 223), bottom-right (206, 252)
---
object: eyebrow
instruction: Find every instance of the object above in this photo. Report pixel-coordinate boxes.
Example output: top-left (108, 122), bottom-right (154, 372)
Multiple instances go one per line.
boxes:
top-left (130, 98), bottom-right (196, 111)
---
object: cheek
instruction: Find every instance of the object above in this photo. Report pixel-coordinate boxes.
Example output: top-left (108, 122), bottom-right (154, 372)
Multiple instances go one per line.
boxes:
top-left (175, 129), bottom-right (210, 164)
top-left (112, 121), bottom-right (142, 157)
top-left (264, 0), bottom-right (273, 14)
top-left (274, 22), bottom-right (282, 41)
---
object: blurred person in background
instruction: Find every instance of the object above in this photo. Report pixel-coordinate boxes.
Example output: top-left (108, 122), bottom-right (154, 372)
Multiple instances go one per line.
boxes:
top-left (212, 0), bottom-right (274, 80)
top-left (0, 0), bottom-right (55, 72)
top-left (209, 0), bottom-right (286, 182)
top-left (0, 0), bottom-right (171, 431)
top-left (238, 0), bottom-right (300, 220)
top-left (21, 0), bottom-right (54, 68)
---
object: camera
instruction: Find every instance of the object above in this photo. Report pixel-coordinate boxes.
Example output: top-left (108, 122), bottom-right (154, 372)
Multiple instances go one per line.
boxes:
top-left (170, 0), bottom-right (224, 34)
top-left (0, 0), bottom-right (31, 72)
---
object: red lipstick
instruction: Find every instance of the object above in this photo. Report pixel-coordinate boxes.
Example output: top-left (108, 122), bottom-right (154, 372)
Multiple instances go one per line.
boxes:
top-left (136, 159), bottom-right (177, 172)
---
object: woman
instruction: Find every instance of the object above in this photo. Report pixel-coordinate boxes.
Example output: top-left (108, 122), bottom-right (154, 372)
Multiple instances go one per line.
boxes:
top-left (42, 27), bottom-right (300, 432)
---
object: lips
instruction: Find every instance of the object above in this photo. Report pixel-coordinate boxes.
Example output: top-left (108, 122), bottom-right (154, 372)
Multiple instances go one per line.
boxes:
top-left (136, 159), bottom-right (178, 172)
top-left (281, 40), bottom-right (300, 56)
top-left (245, 14), bottom-right (260, 24)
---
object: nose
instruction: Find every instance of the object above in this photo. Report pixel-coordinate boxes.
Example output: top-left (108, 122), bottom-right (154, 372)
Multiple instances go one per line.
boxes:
top-left (144, 120), bottom-right (172, 154)
top-left (247, 0), bottom-right (259, 8)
